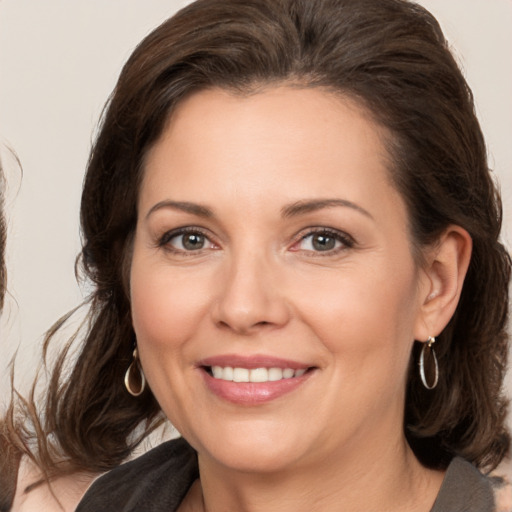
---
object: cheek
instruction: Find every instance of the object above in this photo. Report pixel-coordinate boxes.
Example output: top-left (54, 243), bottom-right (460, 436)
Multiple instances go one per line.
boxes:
top-left (130, 257), bottom-right (213, 359)
top-left (129, 256), bottom-right (214, 426)
top-left (292, 258), bottom-right (420, 375)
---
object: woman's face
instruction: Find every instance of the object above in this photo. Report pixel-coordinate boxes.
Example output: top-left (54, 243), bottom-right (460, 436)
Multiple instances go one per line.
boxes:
top-left (130, 86), bottom-right (431, 474)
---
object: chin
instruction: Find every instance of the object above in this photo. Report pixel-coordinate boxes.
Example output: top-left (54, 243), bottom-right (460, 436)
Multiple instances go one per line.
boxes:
top-left (207, 444), bottom-right (301, 474)
top-left (191, 422), bottom-right (309, 474)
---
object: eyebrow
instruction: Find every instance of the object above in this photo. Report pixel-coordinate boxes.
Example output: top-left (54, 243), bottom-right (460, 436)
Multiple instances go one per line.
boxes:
top-left (145, 200), bottom-right (213, 220)
top-left (146, 198), bottom-right (373, 221)
top-left (281, 199), bottom-right (373, 219)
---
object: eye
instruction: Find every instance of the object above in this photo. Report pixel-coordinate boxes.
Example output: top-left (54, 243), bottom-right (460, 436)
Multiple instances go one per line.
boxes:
top-left (174, 232), bottom-right (206, 250)
top-left (159, 228), bottom-right (215, 253)
top-left (293, 228), bottom-right (354, 254)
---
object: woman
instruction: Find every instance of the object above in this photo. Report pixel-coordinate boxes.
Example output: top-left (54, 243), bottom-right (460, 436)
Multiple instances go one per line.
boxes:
top-left (3, 0), bottom-right (511, 510)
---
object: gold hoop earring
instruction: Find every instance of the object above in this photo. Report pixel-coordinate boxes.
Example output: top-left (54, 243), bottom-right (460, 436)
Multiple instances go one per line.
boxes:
top-left (124, 348), bottom-right (146, 397)
top-left (419, 336), bottom-right (439, 390)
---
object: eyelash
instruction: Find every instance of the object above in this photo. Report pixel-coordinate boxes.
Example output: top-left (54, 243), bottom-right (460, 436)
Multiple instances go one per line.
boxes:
top-left (157, 227), bottom-right (215, 255)
top-left (156, 226), bottom-right (355, 256)
top-left (292, 227), bottom-right (355, 256)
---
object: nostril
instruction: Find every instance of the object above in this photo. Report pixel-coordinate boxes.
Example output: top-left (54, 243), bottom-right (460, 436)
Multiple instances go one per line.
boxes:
top-left (215, 318), bottom-right (274, 333)
top-left (216, 320), bottom-right (231, 330)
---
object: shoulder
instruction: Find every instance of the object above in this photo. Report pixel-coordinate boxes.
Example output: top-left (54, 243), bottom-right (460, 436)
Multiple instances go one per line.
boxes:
top-left (10, 457), bottom-right (95, 512)
top-left (490, 458), bottom-right (512, 512)
top-left (432, 457), bottom-right (507, 512)
top-left (76, 437), bottom-right (198, 512)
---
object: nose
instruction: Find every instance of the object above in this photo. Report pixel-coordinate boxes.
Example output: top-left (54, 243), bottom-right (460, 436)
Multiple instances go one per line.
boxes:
top-left (211, 250), bottom-right (291, 335)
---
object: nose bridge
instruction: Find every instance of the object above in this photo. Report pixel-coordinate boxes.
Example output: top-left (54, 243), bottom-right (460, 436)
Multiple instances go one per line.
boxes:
top-left (213, 243), bottom-right (289, 333)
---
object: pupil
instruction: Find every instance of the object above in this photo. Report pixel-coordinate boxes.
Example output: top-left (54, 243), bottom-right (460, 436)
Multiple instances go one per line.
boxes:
top-left (183, 233), bottom-right (205, 250)
top-left (313, 234), bottom-right (335, 251)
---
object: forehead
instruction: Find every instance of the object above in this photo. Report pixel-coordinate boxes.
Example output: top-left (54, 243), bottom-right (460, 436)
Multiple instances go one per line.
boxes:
top-left (140, 86), bottom-right (403, 224)
top-left (156, 86), bottom-right (387, 156)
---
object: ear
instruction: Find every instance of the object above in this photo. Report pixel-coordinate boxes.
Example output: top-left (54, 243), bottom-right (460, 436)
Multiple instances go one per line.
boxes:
top-left (414, 225), bottom-right (472, 342)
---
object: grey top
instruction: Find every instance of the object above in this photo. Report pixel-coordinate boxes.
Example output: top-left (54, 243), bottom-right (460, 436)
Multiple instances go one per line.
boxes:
top-left (76, 437), bottom-right (495, 512)
top-left (431, 456), bottom-right (495, 512)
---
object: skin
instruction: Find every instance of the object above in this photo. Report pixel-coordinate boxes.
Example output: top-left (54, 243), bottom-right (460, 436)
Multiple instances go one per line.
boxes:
top-left (130, 86), bottom-right (471, 512)
top-left (11, 463), bottom-right (94, 512)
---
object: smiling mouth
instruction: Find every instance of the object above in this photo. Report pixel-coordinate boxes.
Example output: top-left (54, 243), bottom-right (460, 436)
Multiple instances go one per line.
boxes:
top-left (204, 366), bottom-right (311, 383)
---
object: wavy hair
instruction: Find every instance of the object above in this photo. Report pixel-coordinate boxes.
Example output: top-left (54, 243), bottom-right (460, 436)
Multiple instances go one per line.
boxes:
top-left (3, 0), bottom-right (510, 486)
top-left (0, 162), bottom-right (6, 311)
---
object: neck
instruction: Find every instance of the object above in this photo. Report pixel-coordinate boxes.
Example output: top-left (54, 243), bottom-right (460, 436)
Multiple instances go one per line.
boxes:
top-left (186, 433), bottom-right (444, 512)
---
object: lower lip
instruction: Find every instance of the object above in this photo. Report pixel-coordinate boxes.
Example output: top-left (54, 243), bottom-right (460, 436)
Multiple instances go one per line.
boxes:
top-left (201, 369), bottom-right (313, 405)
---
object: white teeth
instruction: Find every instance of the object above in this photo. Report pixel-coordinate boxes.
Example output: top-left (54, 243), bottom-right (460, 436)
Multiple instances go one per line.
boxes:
top-left (250, 368), bottom-right (269, 382)
top-left (223, 366), bottom-right (234, 381)
top-left (282, 368), bottom-right (294, 379)
top-left (209, 366), bottom-right (307, 382)
top-left (212, 366), bottom-right (223, 379)
top-left (268, 367), bottom-right (283, 381)
top-left (233, 368), bottom-right (249, 382)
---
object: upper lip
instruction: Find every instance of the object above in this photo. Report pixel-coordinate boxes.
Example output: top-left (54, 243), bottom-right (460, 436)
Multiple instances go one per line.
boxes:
top-left (198, 354), bottom-right (311, 370)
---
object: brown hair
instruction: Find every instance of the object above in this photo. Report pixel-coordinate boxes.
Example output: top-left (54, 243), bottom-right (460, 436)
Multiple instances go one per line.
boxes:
top-left (1, 163), bottom-right (20, 511)
top-left (4, 0), bottom-right (510, 486)
top-left (0, 162), bottom-right (6, 311)
top-left (0, 160), bottom-right (23, 511)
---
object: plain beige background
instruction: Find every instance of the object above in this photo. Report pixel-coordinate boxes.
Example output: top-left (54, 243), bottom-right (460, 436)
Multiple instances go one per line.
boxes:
top-left (1, 1), bottom-right (511, 412)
